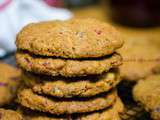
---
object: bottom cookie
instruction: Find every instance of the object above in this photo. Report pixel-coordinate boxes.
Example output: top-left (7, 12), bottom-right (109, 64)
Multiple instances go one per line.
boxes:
top-left (17, 88), bottom-right (116, 115)
top-left (18, 97), bottom-right (124, 120)
top-left (0, 108), bottom-right (23, 120)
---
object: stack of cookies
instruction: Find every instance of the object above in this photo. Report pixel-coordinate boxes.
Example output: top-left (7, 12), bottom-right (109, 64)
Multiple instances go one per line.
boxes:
top-left (15, 18), bottom-right (124, 119)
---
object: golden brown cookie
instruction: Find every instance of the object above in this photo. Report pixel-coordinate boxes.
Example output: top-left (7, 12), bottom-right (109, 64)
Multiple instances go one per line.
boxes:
top-left (133, 75), bottom-right (160, 120)
top-left (16, 18), bottom-right (123, 58)
top-left (18, 97), bottom-right (124, 120)
top-left (22, 71), bottom-right (120, 98)
top-left (0, 63), bottom-right (21, 106)
top-left (0, 109), bottom-right (23, 120)
top-left (119, 39), bottom-right (160, 81)
top-left (16, 51), bottom-right (122, 77)
top-left (17, 88), bottom-right (116, 115)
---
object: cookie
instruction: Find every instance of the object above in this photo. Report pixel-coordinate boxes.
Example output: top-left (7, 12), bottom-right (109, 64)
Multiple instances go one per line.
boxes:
top-left (16, 51), bottom-right (122, 77)
top-left (16, 18), bottom-right (123, 58)
top-left (0, 109), bottom-right (23, 120)
top-left (133, 75), bottom-right (160, 120)
top-left (17, 88), bottom-right (116, 115)
top-left (0, 63), bottom-right (21, 106)
top-left (22, 71), bottom-right (120, 98)
top-left (119, 39), bottom-right (160, 81)
top-left (19, 97), bottom-right (124, 120)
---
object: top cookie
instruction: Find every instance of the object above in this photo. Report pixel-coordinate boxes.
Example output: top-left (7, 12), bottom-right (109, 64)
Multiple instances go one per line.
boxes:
top-left (16, 18), bottom-right (123, 58)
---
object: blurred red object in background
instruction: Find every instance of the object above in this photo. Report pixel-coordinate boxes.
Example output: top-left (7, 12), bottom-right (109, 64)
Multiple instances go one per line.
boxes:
top-left (0, 0), bottom-right (12, 11)
top-left (44, 0), bottom-right (98, 8)
top-left (109, 0), bottom-right (160, 27)
top-left (43, 0), bottom-right (64, 7)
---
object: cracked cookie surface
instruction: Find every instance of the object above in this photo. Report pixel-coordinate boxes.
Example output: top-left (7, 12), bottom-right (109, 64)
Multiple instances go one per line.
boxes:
top-left (16, 18), bottom-right (123, 58)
